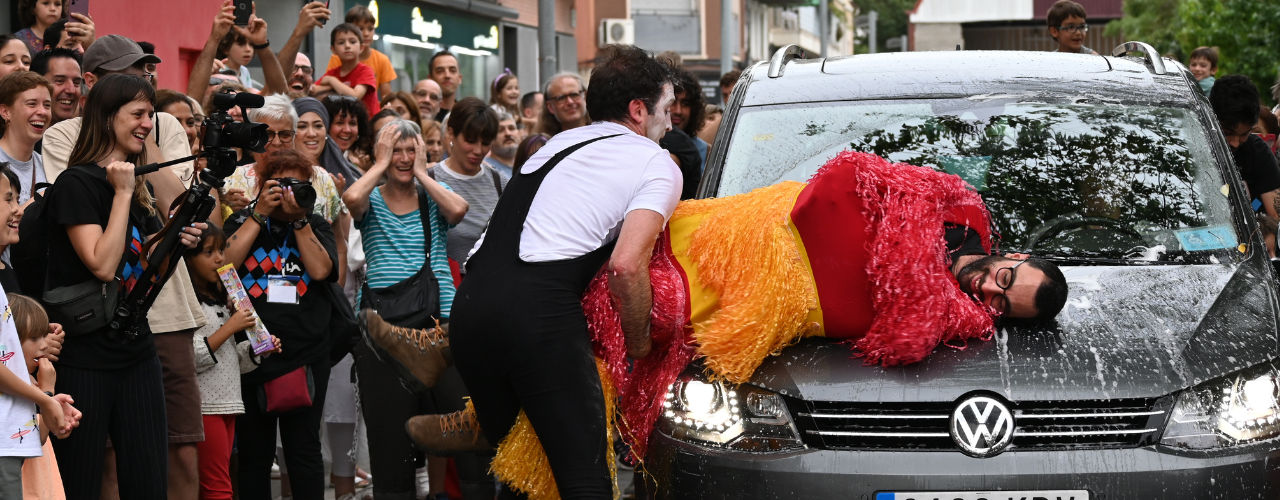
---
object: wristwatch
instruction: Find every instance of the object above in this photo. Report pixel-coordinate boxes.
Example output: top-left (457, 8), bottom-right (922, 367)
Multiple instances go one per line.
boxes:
top-left (290, 217), bottom-right (310, 230)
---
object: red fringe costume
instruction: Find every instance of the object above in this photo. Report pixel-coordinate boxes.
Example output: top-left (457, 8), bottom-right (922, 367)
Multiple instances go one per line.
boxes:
top-left (489, 152), bottom-right (999, 499)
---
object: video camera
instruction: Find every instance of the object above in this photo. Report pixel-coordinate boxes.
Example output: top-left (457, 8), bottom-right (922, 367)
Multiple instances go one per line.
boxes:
top-left (109, 91), bottom-right (269, 340)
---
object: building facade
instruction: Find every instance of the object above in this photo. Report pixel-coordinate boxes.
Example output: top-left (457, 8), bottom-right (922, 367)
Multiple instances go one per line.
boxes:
top-left (909, 0), bottom-right (1124, 53)
top-left (4, 0), bottom-right (574, 103)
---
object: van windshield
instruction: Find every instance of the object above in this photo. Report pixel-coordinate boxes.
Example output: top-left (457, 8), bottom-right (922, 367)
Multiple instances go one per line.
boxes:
top-left (717, 99), bottom-right (1240, 262)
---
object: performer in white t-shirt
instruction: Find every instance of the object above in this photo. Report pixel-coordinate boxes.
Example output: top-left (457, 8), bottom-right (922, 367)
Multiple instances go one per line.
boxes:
top-left (361, 45), bottom-right (681, 497)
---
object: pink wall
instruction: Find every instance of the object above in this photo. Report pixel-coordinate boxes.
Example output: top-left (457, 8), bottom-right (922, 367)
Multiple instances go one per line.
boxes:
top-left (89, 0), bottom-right (221, 92)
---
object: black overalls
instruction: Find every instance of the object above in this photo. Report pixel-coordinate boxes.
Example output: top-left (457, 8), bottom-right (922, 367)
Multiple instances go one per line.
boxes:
top-left (450, 134), bottom-right (621, 499)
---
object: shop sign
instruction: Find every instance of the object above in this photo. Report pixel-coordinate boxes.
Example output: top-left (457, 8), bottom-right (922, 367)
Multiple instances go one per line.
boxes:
top-left (361, 0), bottom-right (500, 52)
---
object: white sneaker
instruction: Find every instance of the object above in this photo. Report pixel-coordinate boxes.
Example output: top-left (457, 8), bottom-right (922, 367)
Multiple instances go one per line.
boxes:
top-left (271, 462), bottom-right (281, 479)
top-left (415, 466), bottom-right (431, 500)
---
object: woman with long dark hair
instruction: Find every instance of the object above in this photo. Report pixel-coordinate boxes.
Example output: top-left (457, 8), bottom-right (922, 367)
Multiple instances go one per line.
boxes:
top-left (47, 73), bottom-right (204, 498)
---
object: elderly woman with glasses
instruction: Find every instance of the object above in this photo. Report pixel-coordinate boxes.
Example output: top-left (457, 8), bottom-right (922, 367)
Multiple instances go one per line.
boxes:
top-left (219, 94), bottom-right (350, 279)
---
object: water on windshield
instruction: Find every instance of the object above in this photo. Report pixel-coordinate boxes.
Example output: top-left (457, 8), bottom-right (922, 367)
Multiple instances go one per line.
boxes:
top-left (717, 100), bottom-right (1239, 261)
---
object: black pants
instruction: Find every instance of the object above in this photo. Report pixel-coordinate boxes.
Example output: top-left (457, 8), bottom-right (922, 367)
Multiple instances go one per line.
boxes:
top-left (451, 314), bottom-right (611, 499)
top-left (53, 355), bottom-right (168, 500)
top-left (235, 362), bottom-right (330, 500)
top-left (353, 341), bottom-right (495, 500)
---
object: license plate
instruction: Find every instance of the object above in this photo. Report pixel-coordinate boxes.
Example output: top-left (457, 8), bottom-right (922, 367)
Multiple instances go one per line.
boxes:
top-left (875, 491), bottom-right (1090, 500)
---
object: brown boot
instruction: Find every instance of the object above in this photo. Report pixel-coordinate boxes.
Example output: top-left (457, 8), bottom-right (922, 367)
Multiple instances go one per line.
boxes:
top-left (359, 309), bottom-right (451, 388)
top-left (405, 406), bottom-right (491, 454)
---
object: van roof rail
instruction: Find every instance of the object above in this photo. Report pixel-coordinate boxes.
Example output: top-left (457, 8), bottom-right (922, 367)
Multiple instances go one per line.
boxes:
top-left (1111, 41), bottom-right (1167, 75)
top-left (768, 44), bottom-right (806, 78)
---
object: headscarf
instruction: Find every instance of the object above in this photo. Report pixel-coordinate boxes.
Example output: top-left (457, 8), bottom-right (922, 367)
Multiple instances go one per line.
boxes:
top-left (292, 97), bottom-right (362, 187)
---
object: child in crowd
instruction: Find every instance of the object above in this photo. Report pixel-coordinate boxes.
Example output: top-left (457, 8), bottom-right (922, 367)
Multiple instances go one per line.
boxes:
top-left (1046, 0), bottom-right (1096, 55)
top-left (315, 23), bottom-right (380, 115)
top-left (12, 293), bottom-right (67, 499)
top-left (0, 289), bottom-right (76, 498)
top-left (325, 5), bottom-right (396, 98)
top-left (217, 27), bottom-right (258, 89)
top-left (185, 223), bottom-right (280, 500)
top-left (1189, 46), bottom-right (1218, 98)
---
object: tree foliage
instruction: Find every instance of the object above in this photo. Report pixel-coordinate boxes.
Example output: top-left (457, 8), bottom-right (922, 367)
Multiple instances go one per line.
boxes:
top-left (853, 0), bottom-right (917, 53)
top-left (1105, 0), bottom-right (1183, 57)
top-left (1176, 0), bottom-right (1280, 106)
top-left (1111, 0), bottom-right (1280, 105)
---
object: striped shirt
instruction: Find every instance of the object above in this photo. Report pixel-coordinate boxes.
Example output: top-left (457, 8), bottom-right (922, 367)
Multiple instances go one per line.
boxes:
top-left (356, 186), bottom-right (455, 318)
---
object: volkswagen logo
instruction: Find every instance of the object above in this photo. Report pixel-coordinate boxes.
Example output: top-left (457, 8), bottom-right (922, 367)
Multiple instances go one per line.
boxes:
top-left (950, 395), bottom-right (1014, 458)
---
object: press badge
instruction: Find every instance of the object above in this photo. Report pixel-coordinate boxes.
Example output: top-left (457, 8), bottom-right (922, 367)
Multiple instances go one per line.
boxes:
top-left (267, 275), bottom-right (300, 304)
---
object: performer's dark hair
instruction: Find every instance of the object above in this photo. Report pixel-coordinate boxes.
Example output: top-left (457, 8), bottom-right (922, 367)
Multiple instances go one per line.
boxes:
top-left (586, 44), bottom-right (673, 124)
top-left (1026, 258), bottom-right (1068, 322)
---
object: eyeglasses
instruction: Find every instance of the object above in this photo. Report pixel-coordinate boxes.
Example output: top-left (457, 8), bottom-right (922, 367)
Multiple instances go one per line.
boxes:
top-left (548, 90), bottom-right (584, 104)
top-left (1056, 23), bottom-right (1088, 33)
top-left (296, 66), bottom-right (313, 75)
top-left (265, 130), bottom-right (296, 143)
top-left (991, 259), bottom-right (1029, 315)
top-left (143, 72), bottom-right (156, 84)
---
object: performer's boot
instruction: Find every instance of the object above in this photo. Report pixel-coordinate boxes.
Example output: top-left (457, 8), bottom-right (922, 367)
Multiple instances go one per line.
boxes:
top-left (360, 309), bottom-right (451, 388)
top-left (405, 406), bottom-right (491, 454)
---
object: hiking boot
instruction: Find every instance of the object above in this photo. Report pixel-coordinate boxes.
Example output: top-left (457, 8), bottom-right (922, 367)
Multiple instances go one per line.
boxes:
top-left (359, 309), bottom-right (451, 389)
top-left (405, 407), bottom-right (491, 455)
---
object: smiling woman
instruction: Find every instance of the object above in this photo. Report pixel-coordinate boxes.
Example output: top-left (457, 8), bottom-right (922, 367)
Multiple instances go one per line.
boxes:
top-left (43, 73), bottom-right (194, 498)
top-left (0, 71), bottom-right (53, 203)
top-left (0, 36), bottom-right (33, 80)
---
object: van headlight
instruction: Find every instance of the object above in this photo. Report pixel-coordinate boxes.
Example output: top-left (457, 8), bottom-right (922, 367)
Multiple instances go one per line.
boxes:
top-left (1162, 363), bottom-right (1280, 450)
top-left (656, 372), bottom-right (805, 452)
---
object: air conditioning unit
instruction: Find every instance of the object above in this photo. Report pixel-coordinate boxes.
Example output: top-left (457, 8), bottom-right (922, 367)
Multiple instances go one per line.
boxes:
top-left (600, 18), bottom-right (635, 46)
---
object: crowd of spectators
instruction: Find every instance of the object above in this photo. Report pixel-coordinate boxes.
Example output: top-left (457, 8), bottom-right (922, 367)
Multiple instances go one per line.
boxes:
top-left (25, 0), bottom-right (1280, 499)
top-left (0, 0), bottom-right (730, 497)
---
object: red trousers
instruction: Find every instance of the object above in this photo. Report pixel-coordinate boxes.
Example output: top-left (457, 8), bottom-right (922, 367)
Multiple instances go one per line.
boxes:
top-left (197, 414), bottom-right (236, 500)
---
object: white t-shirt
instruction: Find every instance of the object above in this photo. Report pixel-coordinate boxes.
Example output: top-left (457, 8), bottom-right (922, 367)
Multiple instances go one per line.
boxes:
top-left (0, 291), bottom-right (41, 458)
top-left (507, 121), bottom-right (681, 262)
top-left (0, 147), bottom-right (45, 205)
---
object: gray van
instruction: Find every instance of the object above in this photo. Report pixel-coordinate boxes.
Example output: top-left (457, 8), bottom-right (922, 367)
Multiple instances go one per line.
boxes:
top-left (639, 43), bottom-right (1280, 499)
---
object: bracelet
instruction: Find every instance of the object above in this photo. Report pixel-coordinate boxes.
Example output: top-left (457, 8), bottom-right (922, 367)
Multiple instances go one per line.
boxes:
top-left (43, 391), bottom-right (53, 398)
top-left (252, 40), bottom-right (271, 50)
top-left (250, 211), bottom-right (268, 227)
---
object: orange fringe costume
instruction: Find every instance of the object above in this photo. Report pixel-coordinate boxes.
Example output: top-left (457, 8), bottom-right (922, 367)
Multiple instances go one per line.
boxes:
top-left (489, 152), bottom-right (999, 499)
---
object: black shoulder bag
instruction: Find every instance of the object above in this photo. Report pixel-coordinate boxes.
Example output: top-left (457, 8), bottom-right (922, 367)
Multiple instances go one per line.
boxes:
top-left (359, 186), bottom-right (441, 329)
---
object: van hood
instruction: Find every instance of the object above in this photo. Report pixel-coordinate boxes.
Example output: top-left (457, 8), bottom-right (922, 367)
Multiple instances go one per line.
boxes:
top-left (750, 258), bottom-right (1280, 403)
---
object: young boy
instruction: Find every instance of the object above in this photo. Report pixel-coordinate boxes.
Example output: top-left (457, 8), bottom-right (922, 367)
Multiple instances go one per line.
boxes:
top-left (217, 28), bottom-right (258, 89)
top-left (1210, 74), bottom-right (1280, 220)
top-left (0, 289), bottom-right (76, 497)
top-left (1046, 0), bottom-right (1097, 55)
top-left (1189, 46), bottom-right (1218, 97)
top-left (325, 5), bottom-right (396, 98)
top-left (315, 23), bottom-right (380, 115)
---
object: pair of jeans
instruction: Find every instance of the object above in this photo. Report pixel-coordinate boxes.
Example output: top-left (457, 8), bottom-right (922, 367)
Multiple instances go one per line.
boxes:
top-left (235, 362), bottom-right (330, 500)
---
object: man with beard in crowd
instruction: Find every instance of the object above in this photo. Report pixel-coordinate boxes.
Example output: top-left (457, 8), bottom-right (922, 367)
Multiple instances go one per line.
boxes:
top-left (286, 53), bottom-right (314, 98)
top-left (483, 111), bottom-right (520, 179)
